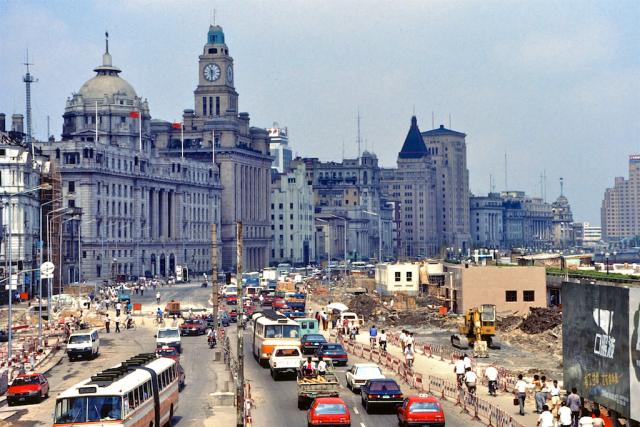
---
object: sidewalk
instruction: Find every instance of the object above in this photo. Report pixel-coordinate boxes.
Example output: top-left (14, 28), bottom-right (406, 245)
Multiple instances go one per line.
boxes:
top-left (319, 325), bottom-right (540, 427)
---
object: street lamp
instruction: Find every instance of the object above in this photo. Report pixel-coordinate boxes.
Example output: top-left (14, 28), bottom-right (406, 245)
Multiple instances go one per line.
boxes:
top-left (48, 209), bottom-right (74, 306)
top-left (4, 183), bottom-right (51, 361)
top-left (363, 210), bottom-right (382, 296)
top-left (605, 252), bottom-right (610, 275)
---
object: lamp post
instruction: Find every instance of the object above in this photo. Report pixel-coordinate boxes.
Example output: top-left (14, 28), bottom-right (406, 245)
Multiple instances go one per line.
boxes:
top-left (605, 252), bottom-right (610, 275)
top-left (5, 183), bottom-right (51, 361)
top-left (315, 218), bottom-right (330, 283)
top-left (363, 210), bottom-right (382, 296)
top-left (137, 225), bottom-right (152, 280)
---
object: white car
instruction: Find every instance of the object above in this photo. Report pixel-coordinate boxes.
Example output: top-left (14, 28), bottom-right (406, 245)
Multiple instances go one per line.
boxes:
top-left (269, 346), bottom-right (303, 380)
top-left (345, 363), bottom-right (385, 391)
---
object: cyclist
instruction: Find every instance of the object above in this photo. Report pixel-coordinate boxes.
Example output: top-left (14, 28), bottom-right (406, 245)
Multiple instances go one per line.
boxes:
top-left (156, 292), bottom-right (161, 304)
top-left (369, 324), bottom-right (378, 347)
top-left (207, 327), bottom-right (217, 346)
top-left (464, 367), bottom-right (478, 394)
top-left (156, 308), bottom-right (163, 324)
top-left (125, 312), bottom-right (133, 329)
top-left (379, 329), bottom-right (387, 352)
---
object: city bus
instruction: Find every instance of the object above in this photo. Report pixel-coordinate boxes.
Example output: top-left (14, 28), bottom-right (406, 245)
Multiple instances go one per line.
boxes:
top-left (53, 353), bottom-right (179, 427)
top-left (252, 309), bottom-right (301, 366)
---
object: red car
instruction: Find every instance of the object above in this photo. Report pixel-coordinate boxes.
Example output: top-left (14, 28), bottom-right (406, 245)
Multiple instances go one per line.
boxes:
top-left (274, 298), bottom-right (287, 310)
top-left (155, 346), bottom-right (180, 362)
top-left (180, 318), bottom-right (207, 336)
top-left (308, 397), bottom-right (350, 427)
top-left (229, 309), bottom-right (238, 322)
top-left (397, 394), bottom-right (445, 427)
top-left (6, 373), bottom-right (50, 406)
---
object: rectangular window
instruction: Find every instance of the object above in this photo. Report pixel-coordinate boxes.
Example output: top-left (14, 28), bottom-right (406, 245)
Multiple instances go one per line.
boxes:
top-left (506, 291), bottom-right (517, 302)
top-left (406, 271), bottom-right (412, 281)
top-left (523, 291), bottom-right (535, 302)
top-left (395, 272), bottom-right (401, 282)
top-left (68, 181), bottom-right (75, 193)
top-left (210, 97), bottom-right (213, 116)
top-left (216, 97), bottom-right (220, 116)
top-left (203, 97), bottom-right (207, 115)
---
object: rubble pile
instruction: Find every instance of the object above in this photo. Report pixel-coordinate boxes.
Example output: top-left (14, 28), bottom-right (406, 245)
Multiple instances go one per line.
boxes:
top-left (348, 294), bottom-right (379, 317)
top-left (415, 296), bottom-right (444, 307)
top-left (497, 315), bottom-right (522, 331)
top-left (518, 307), bottom-right (562, 334)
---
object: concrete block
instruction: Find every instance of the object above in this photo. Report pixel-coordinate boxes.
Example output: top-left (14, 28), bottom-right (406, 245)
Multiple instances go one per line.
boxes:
top-left (210, 392), bottom-right (235, 406)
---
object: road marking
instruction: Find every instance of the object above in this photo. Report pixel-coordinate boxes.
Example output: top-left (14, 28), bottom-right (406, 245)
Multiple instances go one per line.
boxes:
top-left (353, 407), bottom-right (359, 414)
top-left (360, 423), bottom-right (366, 427)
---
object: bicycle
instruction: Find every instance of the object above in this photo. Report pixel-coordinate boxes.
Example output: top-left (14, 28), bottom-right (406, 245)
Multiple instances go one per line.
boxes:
top-left (153, 317), bottom-right (165, 326)
top-left (125, 320), bottom-right (137, 331)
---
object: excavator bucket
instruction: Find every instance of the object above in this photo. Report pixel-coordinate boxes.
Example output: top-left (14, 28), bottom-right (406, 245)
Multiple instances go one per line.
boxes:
top-left (473, 340), bottom-right (488, 358)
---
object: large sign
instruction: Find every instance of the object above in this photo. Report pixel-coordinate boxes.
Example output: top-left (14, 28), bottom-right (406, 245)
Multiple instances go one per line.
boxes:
top-left (563, 282), bottom-right (640, 420)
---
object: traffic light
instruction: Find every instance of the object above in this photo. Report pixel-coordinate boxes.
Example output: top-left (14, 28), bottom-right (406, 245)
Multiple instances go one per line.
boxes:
top-left (17, 261), bottom-right (23, 271)
top-left (182, 267), bottom-right (189, 282)
top-left (225, 273), bottom-right (231, 284)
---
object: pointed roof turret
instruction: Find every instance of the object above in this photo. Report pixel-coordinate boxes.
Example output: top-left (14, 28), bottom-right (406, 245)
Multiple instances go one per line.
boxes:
top-left (399, 116), bottom-right (429, 159)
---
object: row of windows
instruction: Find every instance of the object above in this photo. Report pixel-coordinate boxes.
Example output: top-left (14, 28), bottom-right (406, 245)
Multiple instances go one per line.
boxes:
top-left (505, 290), bottom-right (535, 302)
top-left (126, 364), bottom-right (177, 412)
top-left (394, 271), bottom-right (413, 281)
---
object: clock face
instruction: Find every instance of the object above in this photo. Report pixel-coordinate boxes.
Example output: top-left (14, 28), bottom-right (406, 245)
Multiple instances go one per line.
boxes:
top-left (227, 65), bottom-right (233, 83)
top-left (203, 63), bottom-right (220, 82)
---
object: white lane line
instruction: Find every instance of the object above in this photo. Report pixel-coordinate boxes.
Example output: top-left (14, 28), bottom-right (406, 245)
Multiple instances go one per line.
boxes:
top-left (353, 407), bottom-right (359, 415)
top-left (360, 423), bottom-right (366, 427)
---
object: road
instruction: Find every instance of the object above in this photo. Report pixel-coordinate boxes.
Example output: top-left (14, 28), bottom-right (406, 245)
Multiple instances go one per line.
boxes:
top-left (4, 283), bottom-right (489, 427)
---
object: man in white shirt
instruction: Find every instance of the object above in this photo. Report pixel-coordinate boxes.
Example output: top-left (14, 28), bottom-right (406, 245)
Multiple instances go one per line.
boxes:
top-left (557, 401), bottom-right (573, 427)
top-left (378, 330), bottom-right (387, 352)
top-left (317, 357), bottom-right (328, 376)
top-left (116, 302), bottom-right (122, 316)
top-left (463, 354), bottom-right (472, 370)
top-left (537, 405), bottom-right (554, 427)
top-left (406, 332), bottom-right (414, 348)
top-left (578, 409), bottom-right (594, 426)
top-left (514, 374), bottom-right (529, 415)
top-left (399, 331), bottom-right (407, 352)
top-left (404, 343), bottom-right (415, 368)
top-left (454, 358), bottom-right (466, 386)
top-left (547, 379), bottom-right (561, 415)
top-left (463, 368), bottom-right (477, 394)
top-left (484, 365), bottom-right (499, 396)
top-left (301, 357), bottom-right (316, 376)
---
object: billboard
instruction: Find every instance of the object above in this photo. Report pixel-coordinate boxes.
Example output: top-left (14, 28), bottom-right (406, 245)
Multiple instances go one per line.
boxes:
top-left (563, 282), bottom-right (640, 421)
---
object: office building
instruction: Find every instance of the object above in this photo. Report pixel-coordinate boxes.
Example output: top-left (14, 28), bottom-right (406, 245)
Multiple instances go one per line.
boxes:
top-left (470, 193), bottom-right (504, 248)
top-left (268, 123), bottom-right (292, 174)
top-left (601, 155), bottom-right (640, 242)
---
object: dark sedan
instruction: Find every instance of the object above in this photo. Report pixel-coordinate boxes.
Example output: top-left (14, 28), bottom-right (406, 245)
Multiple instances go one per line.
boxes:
top-left (360, 379), bottom-right (404, 414)
top-left (301, 334), bottom-right (327, 354)
top-left (313, 343), bottom-right (348, 366)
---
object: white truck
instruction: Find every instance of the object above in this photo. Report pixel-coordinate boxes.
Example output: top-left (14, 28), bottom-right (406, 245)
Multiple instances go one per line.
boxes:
top-left (269, 346), bottom-right (303, 380)
top-left (338, 312), bottom-right (364, 326)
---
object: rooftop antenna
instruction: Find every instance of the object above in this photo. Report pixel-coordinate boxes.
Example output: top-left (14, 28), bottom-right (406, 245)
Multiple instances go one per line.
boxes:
top-left (560, 177), bottom-right (564, 197)
top-left (504, 150), bottom-right (508, 190)
top-left (544, 170), bottom-right (547, 202)
top-left (342, 140), bottom-right (345, 161)
top-left (105, 31), bottom-right (109, 53)
top-left (356, 108), bottom-right (362, 159)
top-left (214, 9), bottom-right (217, 25)
top-left (23, 49), bottom-right (37, 154)
top-left (432, 111), bottom-right (434, 130)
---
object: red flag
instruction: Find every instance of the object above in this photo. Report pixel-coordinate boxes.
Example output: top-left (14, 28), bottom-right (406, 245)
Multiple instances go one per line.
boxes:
top-left (129, 111), bottom-right (140, 118)
top-left (172, 123), bottom-right (181, 129)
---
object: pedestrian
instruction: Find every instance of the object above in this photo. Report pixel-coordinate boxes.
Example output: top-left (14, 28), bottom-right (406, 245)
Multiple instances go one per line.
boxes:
top-left (454, 357), bottom-right (466, 386)
top-left (464, 367), bottom-right (477, 394)
top-left (115, 315), bottom-right (121, 333)
top-left (532, 374), bottom-right (543, 413)
top-left (307, 307), bottom-right (313, 319)
top-left (578, 409), bottom-right (593, 426)
top-left (404, 343), bottom-right (414, 368)
top-left (105, 314), bottom-right (111, 333)
top-left (537, 405), bottom-right (554, 427)
top-left (105, 299), bottom-right (110, 310)
top-left (590, 408), bottom-right (605, 427)
top-left (399, 330), bottom-right (407, 352)
top-left (514, 374), bottom-right (528, 416)
top-left (567, 388), bottom-right (581, 427)
top-left (548, 379), bottom-right (561, 415)
top-left (379, 329), bottom-right (387, 352)
top-left (321, 311), bottom-right (328, 330)
top-left (116, 301), bottom-right (122, 316)
top-left (463, 353), bottom-right (472, 371)
top-left (484, 365), bottom-right (498, 396)
top-left (140, 286), bottom-right (144, 297)
top-left (557, 401), bottom-right (573, 427)
top-left (342, 317), bottom-right (349, 336)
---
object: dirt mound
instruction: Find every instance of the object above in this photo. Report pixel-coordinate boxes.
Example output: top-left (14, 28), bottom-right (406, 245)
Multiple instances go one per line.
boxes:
top-left (497, 315), bottom-right (522, 331)
top-left (415, 296), bottom-right (443, 307)
top-left (518, 307), bottom-right (562, 334)
top-left (348, 294), bottom-right (378, 317)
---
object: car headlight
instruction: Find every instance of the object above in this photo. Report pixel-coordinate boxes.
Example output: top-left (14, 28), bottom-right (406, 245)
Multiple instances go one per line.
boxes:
top-left (28, 391), bottom-right (38, 395)
top-left (6, 393), bottom-right (15, 397)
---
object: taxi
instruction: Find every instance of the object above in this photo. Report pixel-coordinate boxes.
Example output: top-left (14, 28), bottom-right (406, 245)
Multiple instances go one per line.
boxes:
top-left (307, 397), bottom-right (350, 427)
top-left (6, 373), bottom-right (50, 406)
top-left (397, 394), bottom-right (445, 427)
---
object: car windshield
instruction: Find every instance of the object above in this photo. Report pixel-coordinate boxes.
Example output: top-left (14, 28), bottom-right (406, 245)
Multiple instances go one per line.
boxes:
top-left (68, 335), bottom-right (91, 344)
top-left (410, 401), bottom-right (441, 413)
top-left (158, 329), bottom-right (179, 338)
top-left (305, 335), bottom-right (325, 342)
top-left (156, 349), bottom-right (177, 357)
top-left (55, 396), bottom-right (122, 422)
top-left (356, 367), bottom-right (382, 377)
top-left (275, 348), bottom-right (301, 357)
top-left (13, 376), bottom-right (40, 386)
top-left (323, 344), bottom-right (342, 351)
top-left (315, 403), bottom-right (347, 415)
top-left (368, 381), bottom-right (400, 392)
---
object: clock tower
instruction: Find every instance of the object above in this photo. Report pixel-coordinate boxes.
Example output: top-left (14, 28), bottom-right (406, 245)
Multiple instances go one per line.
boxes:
top-left (194, 25), bottom-right (238, 119)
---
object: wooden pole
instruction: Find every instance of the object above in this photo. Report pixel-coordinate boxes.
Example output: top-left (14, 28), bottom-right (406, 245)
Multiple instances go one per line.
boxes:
top-left (212, 224), bottom-right (218, 311)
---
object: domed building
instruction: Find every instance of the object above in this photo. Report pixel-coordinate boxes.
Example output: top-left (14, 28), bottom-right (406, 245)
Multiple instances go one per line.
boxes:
top-left (39, 38), bottom-right (222, 288)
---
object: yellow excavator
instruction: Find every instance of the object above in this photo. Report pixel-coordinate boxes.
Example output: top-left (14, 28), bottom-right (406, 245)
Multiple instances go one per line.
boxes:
top-left (451, 304), bottom-right (501, 358)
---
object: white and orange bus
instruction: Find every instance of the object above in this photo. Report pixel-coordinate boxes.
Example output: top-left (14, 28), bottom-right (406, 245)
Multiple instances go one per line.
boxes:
top-left (53, 353), bottom-right (179, 426)
top-left (252, 310), bottom-right (301, 366)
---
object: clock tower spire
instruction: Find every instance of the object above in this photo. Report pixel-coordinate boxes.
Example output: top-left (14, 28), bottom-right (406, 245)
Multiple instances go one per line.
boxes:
top-left (194, 25), bottom-right (238, 119)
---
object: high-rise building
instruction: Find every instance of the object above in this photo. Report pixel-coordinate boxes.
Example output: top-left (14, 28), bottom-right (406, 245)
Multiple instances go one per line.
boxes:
top-left (582, 222), bottom-right (602, 245)
top-left (381, 116), bottom-right (438, 258)
top-left (269, 163), bottom-right (315, 265)
top-left (152, 25), bottom-right (272, 271)
top-left (601, 155), bottom-right (640, 242)
top-left (268, 124), bottom-right (292, 174)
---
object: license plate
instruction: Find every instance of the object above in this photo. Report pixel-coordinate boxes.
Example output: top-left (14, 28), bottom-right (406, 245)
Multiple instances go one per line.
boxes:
top-left (19, 398), bottom-right (25, 401)
top-left (382, 395), bottom-right (390, 399)
top-left (77, 355), bottom-right (82, 358)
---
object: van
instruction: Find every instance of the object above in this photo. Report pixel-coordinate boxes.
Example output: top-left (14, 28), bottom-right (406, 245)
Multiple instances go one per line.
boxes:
top-left (338, 312), bottom-right (364, 326)
top-left (67, 330), bottom-right (100, 361)
top-left (296, 318), bottom-right (319, 335)
top-left (155, 325), bottom-right (182, 353)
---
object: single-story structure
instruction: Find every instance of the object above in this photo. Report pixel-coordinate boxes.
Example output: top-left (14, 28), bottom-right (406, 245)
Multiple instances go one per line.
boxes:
top-left (376, 263), bottom-right (420, 295)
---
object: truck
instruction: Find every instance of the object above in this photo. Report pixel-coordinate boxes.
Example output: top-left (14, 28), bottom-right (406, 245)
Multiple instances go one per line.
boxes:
top-left (117, 289), bottom-right (132, 303)
top-left (285, 293), bottom-right (306, 312)
top-left (269, 346), bottom-right (303, 380)
top-left (338, 312), bottom-right (364, 326)
top-left (297, 359), bottom-right (340, 409)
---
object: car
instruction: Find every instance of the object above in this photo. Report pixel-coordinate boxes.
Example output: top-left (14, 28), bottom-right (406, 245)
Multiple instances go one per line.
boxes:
top-left (397, 394), bottom-right (446, 427)
top-left (6, 373), bottom-right (50, 406)
top-left (229, 309), bottom-right (238, 322)
top-left (204, 312), bottom-right (217, 329)
top-left (155, 326), bottom-right (182, 353)
top-left (155, 346), bottom-right (180, 362)
top-left (180, 318), bottom-right (207, 336)
top-left (314, 343), bottom-right (348, 366)
top-left (345, 364), bottom-right (386, 391)
top-left (307, 397), bottom-right (350, 427)
top-left (218, 310), bottom-right (231, 327)
top-left (261, 294), bottom-right (275, 307)
top-left (269, 346), bottom-right (303, 380)
top-left (300, 334), bottom-right (327, 355)
top-left (360, 379), bottom-right (404, 413)
top-left (227, 295), bottom-right (238, 305)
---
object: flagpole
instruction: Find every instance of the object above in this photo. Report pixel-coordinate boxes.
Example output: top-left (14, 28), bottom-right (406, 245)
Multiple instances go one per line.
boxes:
top-left (95, 101), bottom-right (98, 143)
top-left (139, 113), bottom-right (142, 152)
top-left (181, 123), bottom-right (184, 159)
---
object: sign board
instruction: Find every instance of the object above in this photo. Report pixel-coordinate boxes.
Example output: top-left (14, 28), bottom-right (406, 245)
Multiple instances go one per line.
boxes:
top-left (563, 282), bottom-right (640, 421)
top-left (41, 262), bottom-right (55, 279)
top-left (11, 273), bottom-right (17, 286)
top-left (4, 285), bottom-right (17, 290)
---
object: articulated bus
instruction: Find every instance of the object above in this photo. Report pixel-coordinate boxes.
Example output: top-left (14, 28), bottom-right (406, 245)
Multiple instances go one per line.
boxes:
top-left (252, 310), bottom-right (302, 366)
top-left (53, 353), bottom-right (179, 427)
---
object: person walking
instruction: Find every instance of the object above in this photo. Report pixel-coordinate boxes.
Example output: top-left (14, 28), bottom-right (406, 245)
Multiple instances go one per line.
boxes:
top-left (514, 374), bottom-right (529, 416)
top-left (548, 379), bottom-right (561, 415)
top-left (567, 388), bottom-right (581, 427)
top-left (484, 365), bottom-right (498, 396)
top-left (321, 311), bottom-right (328, 331)
top-left (114, 315), bottom-right (121, 333)
top-left (379, 329), bottom-right (387, 352)
top-left (537, 405), bottom-right (554, 427)
top-left (116, 302), bottom-right (122, 317)
top-left (557, 401), bottom-right (573, 427)
top-left (404, 343), bottom-right (414, 368)
top-left (532, 375), bottom-right (543, 413)
top-left (104, 314), bottom-right (111, 333)
top-left (399, 330), bottom-right (407, 352)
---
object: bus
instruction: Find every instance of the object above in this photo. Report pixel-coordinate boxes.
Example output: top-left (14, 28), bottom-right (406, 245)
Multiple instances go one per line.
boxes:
top-left (53, 353), bottom-right (179, 426)
top-left (252, 309), bottom-right (301, 366)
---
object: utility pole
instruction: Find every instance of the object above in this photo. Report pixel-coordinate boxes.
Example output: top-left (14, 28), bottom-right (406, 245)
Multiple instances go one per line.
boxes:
top-left (211, 224), bottom-right (218, 310)
top-left (236, 222), bottom-right (244, 427)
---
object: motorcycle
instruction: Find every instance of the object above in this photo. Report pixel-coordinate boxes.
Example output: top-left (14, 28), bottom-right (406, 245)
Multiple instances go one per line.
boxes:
top-left (201, 282), bottom-right (208, 288)
top-left (208, 335), bottom-right (217, 349)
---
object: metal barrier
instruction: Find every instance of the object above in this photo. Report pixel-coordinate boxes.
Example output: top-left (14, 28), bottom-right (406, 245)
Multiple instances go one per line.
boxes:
top-left (371, 347), bottom-right (380, 363)
top-left (362, 344), bottom-right (371, 360)
top-left (353, 342), bottom-right (363, 358)
top-left (412, 372), bottom-right (424, 390)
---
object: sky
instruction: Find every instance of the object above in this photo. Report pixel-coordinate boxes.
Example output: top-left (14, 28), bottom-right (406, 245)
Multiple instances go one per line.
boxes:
top-left (1, 0), bottom-right (639, 226)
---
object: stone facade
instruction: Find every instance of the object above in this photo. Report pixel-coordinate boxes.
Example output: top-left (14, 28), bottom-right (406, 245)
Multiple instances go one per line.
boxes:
top-left (270, 164), bottom-right (315, 265)
top-left (601, 155), bottom-right (640, 242)
top-left (152, 25), bottom-right (271, 272)
top-left (502, 191), bottom-right (553, 248)
top-left (38, 45), bottom-right (222, 285)
top-left (470, 193), bottom-right (504, 248)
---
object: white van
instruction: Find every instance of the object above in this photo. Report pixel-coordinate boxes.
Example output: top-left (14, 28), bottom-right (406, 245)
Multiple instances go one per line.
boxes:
top-left (155, 326), bottom-right (182, 353)
top-left (67, 329), bottom-right (100, 361)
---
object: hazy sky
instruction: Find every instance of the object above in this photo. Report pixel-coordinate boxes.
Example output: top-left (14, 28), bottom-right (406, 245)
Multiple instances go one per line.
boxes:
top-left (1, 0), bottom-right (639, 225)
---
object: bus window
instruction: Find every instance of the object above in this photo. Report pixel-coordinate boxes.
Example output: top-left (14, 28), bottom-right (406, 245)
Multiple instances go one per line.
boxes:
top-left (265, 325), bottom-right (281, 338)
top-left (134, 388), bottom-right (140, 407)
top-left (284, 325), bottom-right (300, 338)
top-left (56, 396), bottom-right (123, 423)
